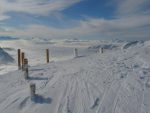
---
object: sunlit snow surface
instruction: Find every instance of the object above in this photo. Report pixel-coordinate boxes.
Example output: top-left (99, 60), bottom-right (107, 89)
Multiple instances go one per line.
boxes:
top-left (0, 39), bottom-right (105, 74)
top-left (0, 38), bottom-right (150, 113)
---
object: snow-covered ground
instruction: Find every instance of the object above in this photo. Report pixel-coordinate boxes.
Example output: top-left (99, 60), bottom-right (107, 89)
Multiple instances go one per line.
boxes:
top-left (0, 39), bottom-right (102, 75)
top-left (0, 39), bottom-right (150, 113)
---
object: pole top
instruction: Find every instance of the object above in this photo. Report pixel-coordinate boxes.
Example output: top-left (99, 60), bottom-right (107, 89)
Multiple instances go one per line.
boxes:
top-left (30, 83), bottom-right (35, 87)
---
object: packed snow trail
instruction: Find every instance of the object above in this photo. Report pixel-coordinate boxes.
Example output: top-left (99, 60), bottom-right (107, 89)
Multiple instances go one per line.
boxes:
top-left (0, 41), bottom-right (150, 113)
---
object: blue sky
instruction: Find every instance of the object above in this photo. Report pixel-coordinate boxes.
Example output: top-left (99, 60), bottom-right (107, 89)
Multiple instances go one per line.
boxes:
top-left (0, 0), bottom-right (150, 40)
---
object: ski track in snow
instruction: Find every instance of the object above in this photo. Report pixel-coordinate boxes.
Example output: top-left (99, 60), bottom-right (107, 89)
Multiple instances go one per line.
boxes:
top-left (141, 72), bottom-right (150, 113)
top-left (95, 60), bottom-right (130, 113)
top-left (51, 54), bottom-right (135, 113)
top-left (0, 41), bottom-right (150, 113)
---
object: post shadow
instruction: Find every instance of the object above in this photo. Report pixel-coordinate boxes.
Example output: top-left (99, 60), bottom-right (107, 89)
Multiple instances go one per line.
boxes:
top-left (31, 94), bottom-right (52, 104)
top-left (30, 68), bottom-right (45, 71)
top-left (28, 76), bottom-right (48, 80)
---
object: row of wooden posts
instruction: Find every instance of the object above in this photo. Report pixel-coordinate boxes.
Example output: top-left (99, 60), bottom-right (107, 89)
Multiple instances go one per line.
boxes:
top-left (17, 48), bottom-right (81, 70)
top-left (17, 48), bottom-right (103, 99)
top-left (17, 47), bottom-right (103, 80)
top-left (17, 49), bottom-right (51, 98)
top-left (18, 47), bottom-right (104, 70)
top-left (17, 48), bottom-right (79, 98)
top-left (18, 49), bottom-right (50, 70)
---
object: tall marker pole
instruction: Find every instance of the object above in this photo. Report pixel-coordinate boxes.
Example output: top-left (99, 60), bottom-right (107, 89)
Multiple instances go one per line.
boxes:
top-left (17, 49), bottom-right (21, 70)
top-left (46, 49), bottom-right (49, 63)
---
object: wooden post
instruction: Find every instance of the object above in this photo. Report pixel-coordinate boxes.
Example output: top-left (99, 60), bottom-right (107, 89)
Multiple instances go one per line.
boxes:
top-left (24, 58), bottom-right (28, 79)
top-left (24, 67), bottom-right (29, 79)
top-left (24, 58), bottom-right (28, 69)
top-left (30, 83), bottom-right (36, 98)
top-left (101, 48), bottom-right (103, 53)
top-left (74, 48), bottom-right (78, 57)
top-left (21, 52), bottom-right (25, 70)
top-left (46, 49), bottom-right (49, 63)
top-left (17, 49), bottom-right (21, 70)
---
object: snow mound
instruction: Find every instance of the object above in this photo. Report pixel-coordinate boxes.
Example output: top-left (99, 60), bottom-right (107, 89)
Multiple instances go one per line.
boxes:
top-left (122, 41), bottom-right (143, 49)
top-left (0, 47), bottom-right (14, 64)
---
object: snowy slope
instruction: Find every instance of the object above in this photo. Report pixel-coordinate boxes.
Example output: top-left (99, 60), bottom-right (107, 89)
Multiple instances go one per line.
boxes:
top-left (0, 39), bottom-right (102, 75)
top-left (0, 40), bottom-right (150, 113)
top-left (0, 47), bottom-right (14, 64)
top-left (0, 47), bottom-right (16, 74)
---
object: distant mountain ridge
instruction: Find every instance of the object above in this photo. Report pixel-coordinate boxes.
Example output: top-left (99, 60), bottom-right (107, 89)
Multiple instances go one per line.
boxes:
top-left (0, 36), bottom-right (18, 40)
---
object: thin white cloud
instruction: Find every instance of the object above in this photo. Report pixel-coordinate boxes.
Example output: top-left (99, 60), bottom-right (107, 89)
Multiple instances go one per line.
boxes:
top-left (115, 0), bottom-right (150, 16)
top-left (0, 0), bottom-right (82, 20)
top-left (0, 15), bottom-right (149, 40)
top-left (0, 15), bottom-right (10, 21)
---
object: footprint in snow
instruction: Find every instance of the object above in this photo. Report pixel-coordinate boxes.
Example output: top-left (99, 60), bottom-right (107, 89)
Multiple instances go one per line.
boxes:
top-left (91, 98), bottom-right (100, 109)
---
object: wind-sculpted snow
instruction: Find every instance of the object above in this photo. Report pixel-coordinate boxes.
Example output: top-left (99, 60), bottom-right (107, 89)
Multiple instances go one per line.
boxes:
top-left (0, 47), bottom-right (14, 64)
top-left (0, 40), bottom-right (150, 113)
top-left (122, 41), bottom-right (144, 49)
